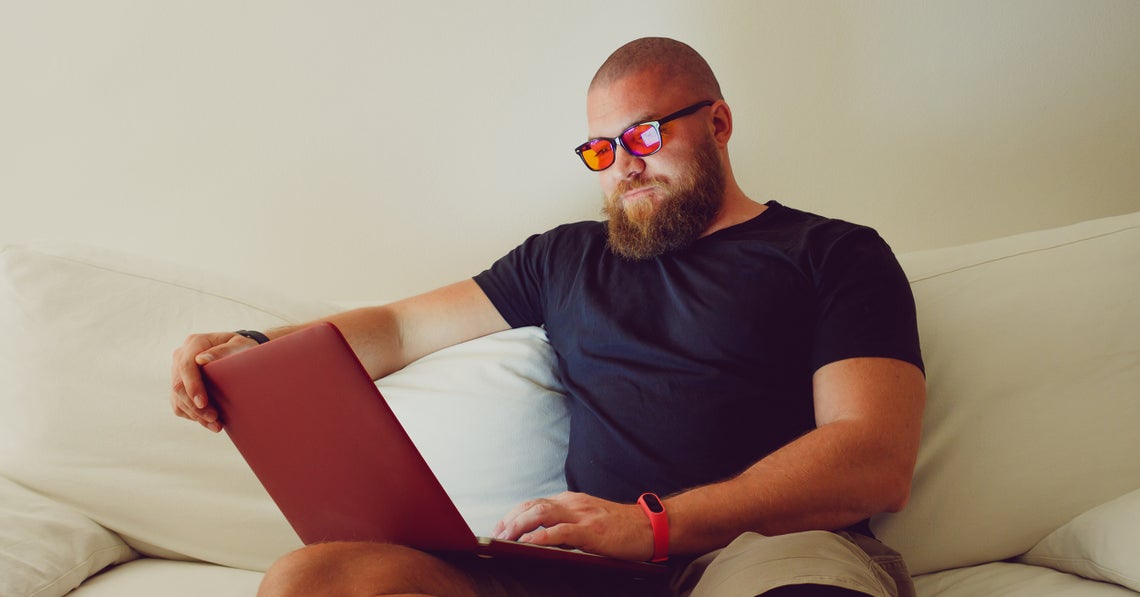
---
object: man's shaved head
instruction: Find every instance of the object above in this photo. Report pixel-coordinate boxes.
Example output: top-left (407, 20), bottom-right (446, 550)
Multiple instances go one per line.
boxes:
top-left (589, 37), bottom-right (723, 101)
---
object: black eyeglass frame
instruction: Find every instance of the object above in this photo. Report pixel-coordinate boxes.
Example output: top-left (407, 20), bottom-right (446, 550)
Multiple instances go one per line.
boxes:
top-left (574, 100), bottom-right (716, 171)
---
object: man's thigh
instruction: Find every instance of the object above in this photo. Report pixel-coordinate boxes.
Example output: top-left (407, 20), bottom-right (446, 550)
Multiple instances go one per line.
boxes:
top-left (442, 531), bottom-right (914, 597)
top-left (260, 542), bottom-right (481, 596)
top-left (672, 531), bottom-right (914, 597)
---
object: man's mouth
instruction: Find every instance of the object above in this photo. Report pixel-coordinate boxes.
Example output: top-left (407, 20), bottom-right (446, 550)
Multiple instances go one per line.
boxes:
top-left (620, 185), bottom-right (659, 203)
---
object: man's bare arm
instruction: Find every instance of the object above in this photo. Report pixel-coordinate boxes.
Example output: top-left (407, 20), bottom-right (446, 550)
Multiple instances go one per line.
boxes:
top-left (494, 357), bottom-right (925, 561)
top-left (662, 357), bottom-right (926, 555)
top-left (170, 278), bottom-right (509, 432)
top-left (306, 279), bottom-right (510, 380)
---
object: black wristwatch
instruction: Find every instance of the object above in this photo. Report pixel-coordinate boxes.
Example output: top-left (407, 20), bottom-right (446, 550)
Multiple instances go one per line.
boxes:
top-left (234, 330), bottom-right (270, 344)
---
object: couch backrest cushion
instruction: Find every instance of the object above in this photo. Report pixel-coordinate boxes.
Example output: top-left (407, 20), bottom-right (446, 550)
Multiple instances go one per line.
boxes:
top-left (873, 210), bottom-right (1140, 575)
top-left (0, 244), bottom-right (331, 570)
top-left (0, 244), bottom-right (570, 572)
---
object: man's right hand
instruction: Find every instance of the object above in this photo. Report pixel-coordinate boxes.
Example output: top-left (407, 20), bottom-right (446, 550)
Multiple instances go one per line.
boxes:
top-left (170, 332), bottom-right (260, 433)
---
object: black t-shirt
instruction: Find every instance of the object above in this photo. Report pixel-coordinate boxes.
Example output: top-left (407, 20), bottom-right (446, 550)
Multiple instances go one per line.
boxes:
top-left (473, 201), bottom-right (923, 503)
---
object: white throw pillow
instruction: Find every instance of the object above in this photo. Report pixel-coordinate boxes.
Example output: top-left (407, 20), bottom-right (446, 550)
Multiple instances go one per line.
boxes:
top-left (1017, 488), bottom-right (1140, 592)
top-left (0, 243), bottom-right (570, 573)
top-left (380, 326), bottom-right (569, 535)
top-left (873, 211), bottom-right (1140, 575)
top-left (0, 476), bottom-right (136, 597)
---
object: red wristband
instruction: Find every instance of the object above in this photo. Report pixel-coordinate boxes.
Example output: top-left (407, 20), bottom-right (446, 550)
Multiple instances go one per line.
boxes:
top-left (638, 492), bottom-right (669, 562)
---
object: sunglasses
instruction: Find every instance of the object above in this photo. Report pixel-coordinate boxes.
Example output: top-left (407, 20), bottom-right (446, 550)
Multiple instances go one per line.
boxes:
top-left (574, 100), bottom-right (715, 172)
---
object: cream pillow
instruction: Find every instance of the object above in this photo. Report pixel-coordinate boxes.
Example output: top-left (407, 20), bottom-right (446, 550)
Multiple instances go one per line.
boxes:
top-left (1017, 488), bottom-right (1140, 592)
top-left (0, 477), bottom-right (136, 597)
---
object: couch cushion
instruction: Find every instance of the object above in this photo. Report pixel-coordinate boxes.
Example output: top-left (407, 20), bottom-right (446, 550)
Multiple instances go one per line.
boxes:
top-left (68, 559), bottom-right (263, 597)
top-left (0, 476), bottom-right (136, 597)
top-left (0, 243), bottom-right (570, 573)
top-left (379, 325), bottom-right (569, 536)
top-left (873, 210), bottom-right (1140, 575)
top-left (1017, 487), bottom-right (1140, 592)
top-left (0, 244), bottom-right (333, 571)
top-left (914, 561), bottom-right (1138, 597)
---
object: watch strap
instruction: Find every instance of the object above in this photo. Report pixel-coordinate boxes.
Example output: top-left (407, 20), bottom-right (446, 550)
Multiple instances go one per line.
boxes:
top-left (638, 492), bottom-right (669, 563)
top-left (234, 330), bottom-right (270, 344)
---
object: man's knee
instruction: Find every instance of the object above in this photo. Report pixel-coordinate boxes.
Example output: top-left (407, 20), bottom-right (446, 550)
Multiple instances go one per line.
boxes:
top-left (259, 542), bottom-right (373, 597)
top-left (682, 531), bottom-right (903, 597)
top-left (258, 542), bottom-right (476, 597)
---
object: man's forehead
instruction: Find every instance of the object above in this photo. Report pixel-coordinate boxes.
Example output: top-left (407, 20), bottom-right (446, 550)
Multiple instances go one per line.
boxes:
top-left (586, 103), bottom-right (656, 135)
top-left (586, 70), bottom-right (680, 136)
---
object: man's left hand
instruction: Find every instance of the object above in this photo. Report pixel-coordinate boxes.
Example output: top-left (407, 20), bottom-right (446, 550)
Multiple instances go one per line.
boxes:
top-left (491, 492), bottom-right (656, 562)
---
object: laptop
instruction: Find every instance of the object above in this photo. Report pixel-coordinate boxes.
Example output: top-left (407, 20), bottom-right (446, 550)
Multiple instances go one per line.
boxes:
top-left (201, 321), bottom-right (667, 576)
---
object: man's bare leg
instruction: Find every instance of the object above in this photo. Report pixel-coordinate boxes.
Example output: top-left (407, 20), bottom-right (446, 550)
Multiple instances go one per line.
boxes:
top-left (258, 542), bottom-right (479, 597)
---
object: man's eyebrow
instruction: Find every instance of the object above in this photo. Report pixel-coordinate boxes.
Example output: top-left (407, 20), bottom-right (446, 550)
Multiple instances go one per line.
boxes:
top-left (628, 111), bottom-right (657, 125)
top-left (590, 112), bottom-right (659, 139)
top-left (588, 108), bottom-right (665, 138)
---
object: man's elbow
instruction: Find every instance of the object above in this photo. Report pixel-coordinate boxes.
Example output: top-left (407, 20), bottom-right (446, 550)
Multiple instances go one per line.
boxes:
top-left (883, 485), bottom-right (911, 513)
top-left (880, 465), bottom-right (916, 513)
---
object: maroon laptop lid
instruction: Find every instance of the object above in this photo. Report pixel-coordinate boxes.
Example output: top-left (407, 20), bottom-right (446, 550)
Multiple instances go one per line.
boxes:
top-left (202, 322), bottom-right (477, 551)
top-left (202, 322), bottom-right (667, 576)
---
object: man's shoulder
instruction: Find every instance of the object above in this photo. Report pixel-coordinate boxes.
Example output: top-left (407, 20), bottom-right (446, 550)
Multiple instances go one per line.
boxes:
top-left (766, 201), bottom-right (876, 237)
top-left (749, 203), bottom-right (903, 286)
top-left (740, 201), bottom-right (884, 255)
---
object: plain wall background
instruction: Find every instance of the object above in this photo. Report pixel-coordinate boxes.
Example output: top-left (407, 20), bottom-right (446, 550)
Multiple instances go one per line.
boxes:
top-left (2, 1), bottom-right (1138, 301)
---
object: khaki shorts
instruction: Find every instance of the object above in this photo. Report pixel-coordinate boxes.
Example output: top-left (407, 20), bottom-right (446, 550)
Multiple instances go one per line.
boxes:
top-left (450, 530), bottom-right (915, 597)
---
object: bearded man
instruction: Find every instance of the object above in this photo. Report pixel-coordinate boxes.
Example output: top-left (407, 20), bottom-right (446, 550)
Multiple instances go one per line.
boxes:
top-left (172, 37), bottom-right (926, 597)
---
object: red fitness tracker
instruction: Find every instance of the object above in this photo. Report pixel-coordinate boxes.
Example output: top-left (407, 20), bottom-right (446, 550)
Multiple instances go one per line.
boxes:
top-left (637, 492), bottom-right (669, 563)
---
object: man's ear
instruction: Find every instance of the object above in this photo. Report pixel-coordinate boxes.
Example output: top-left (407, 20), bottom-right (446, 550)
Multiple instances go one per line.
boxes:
top-left (710, 100), bottom-right (733, 146)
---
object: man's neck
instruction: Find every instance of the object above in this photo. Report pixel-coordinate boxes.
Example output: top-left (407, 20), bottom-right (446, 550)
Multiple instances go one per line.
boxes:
top-left (700, 188), bottom-right (767, 238)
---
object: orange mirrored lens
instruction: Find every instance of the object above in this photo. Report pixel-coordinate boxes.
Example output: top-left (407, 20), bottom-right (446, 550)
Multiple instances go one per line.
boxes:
top-left (621, 124), bottom-right (662, 155)
top-left (580, 139), bottom-right (615, 171)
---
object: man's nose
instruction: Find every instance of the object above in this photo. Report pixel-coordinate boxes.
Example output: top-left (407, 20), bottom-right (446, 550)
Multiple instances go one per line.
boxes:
top-left (611, 143), bottom-right (645, 179)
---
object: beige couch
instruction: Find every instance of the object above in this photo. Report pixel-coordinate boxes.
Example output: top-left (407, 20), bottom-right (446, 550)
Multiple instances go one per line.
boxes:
top-left (2, 210), bottom-right (1138, 596)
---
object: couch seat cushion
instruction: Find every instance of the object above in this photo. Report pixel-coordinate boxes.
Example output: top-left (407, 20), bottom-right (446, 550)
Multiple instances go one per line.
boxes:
top-left (914, 562), bottom-right (1138, 597)
top-left (68, 559), bottom-right (262, 597)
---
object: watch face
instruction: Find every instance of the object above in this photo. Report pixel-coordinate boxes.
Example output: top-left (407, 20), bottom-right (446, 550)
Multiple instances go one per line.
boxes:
top-left (642, 493), bottom-right (664, 513)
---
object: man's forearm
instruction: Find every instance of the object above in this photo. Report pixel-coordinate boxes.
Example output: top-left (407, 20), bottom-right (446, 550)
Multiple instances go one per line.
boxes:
top-left (664, 418), bottom-right (915, 556)
top-left (663, 354), bottom-right (927, 558)
top-left (491, 360), bottom-right (923, 562)
top-left (264, 306), bottom-right (407, 380)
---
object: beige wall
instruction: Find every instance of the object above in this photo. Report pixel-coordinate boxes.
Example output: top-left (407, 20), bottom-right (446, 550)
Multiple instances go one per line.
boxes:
top-left (2, 1), bottom-right (1137, 301)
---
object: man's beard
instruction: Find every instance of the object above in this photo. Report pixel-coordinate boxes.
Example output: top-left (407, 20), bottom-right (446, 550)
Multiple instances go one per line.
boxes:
top-left (602, 136), bottom-right (726, 261)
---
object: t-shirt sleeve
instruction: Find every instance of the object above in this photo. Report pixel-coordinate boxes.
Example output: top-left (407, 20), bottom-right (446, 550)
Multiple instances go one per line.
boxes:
top-left (810, 227), bottom-right (924, 374)
top-left (472, 232), bottom-right (550, 329)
